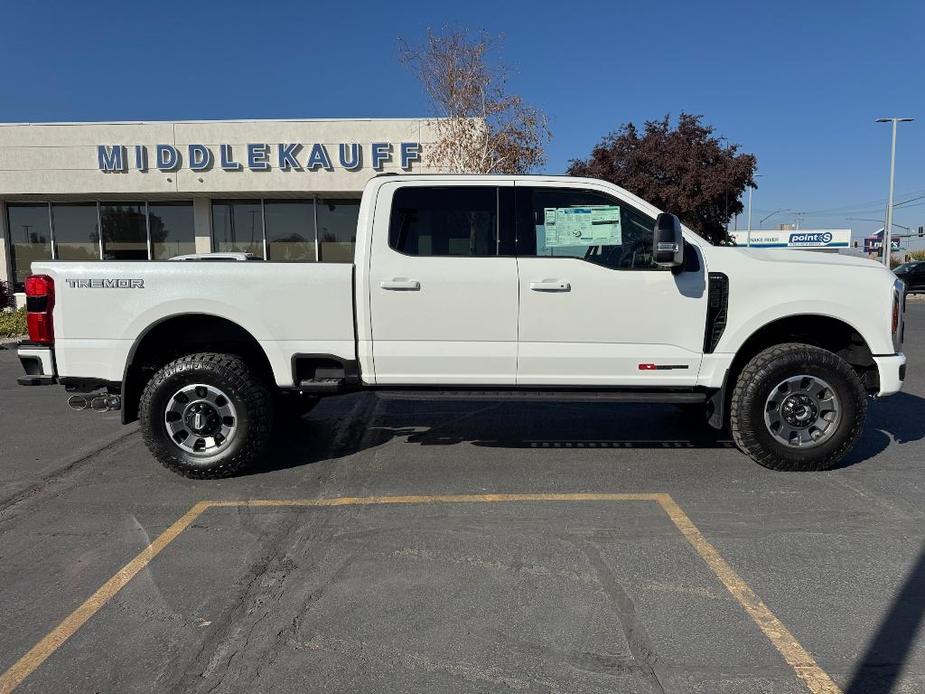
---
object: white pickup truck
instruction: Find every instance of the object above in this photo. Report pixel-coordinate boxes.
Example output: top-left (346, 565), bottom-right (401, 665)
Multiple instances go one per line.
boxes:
top-left (17, 175), bottom-right (906, 477)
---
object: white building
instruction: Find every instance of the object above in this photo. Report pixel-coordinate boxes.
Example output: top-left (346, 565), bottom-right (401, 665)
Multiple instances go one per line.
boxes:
top-left (0, 118), bottom-right (441, 301)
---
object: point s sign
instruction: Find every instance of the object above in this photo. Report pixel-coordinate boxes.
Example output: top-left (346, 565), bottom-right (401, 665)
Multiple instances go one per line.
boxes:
top-left (97, 142), bottom-right (422, 174)
top-left (730, 230), bottom-right (850, 249)
top-left (788, 232), bottom-right (833, 246)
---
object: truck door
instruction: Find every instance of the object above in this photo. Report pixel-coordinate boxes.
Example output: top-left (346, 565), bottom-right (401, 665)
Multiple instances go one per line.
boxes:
top-left (367, 182), bottom-right (518, 384)
top-left (514, 183), bottom-right (707, 386)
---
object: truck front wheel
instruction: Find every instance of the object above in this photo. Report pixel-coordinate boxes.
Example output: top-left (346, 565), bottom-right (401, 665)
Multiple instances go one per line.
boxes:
top-left (139, 352), bottom-right (274, 478)
top-left (729, 343), bottom-right (867, 471)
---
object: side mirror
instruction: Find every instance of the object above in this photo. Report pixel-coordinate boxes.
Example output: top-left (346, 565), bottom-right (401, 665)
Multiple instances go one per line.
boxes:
top-left (653, 213), bottom-right (684, 268)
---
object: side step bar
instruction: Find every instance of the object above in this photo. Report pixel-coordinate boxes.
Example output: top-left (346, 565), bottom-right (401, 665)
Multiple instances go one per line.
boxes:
top-left (297, 378), bottom-right (347, 393)
top-left (373, 389), bottom-right (707, 404)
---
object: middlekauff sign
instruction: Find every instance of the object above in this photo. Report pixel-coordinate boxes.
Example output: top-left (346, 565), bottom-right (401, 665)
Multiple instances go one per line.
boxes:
top-left (97, 142), bottom-right (421, 173)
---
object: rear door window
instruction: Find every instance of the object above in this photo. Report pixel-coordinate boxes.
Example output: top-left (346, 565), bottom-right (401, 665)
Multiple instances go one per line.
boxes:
top-left (389, 187), bottom-right (500, 257)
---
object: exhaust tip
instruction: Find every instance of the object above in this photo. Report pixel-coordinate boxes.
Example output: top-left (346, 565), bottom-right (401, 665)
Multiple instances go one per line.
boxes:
top-left (67, 395), bottom-right (89, 411)
top-left (90, 396), bottom-right (109, 412)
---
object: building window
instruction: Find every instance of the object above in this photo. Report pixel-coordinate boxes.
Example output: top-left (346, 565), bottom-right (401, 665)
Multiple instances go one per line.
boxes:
top-left (212, 200), bottom-right (264, 258)
top-left (210, 197), bottom-right (360, 262)
top-left (101, 202), bottom-right (148, 260)
top-left (52, 203), bottom-right (100, 261)
top-left (149, 202), bottom-right (195, 259)
top-left (7, 204), bottom-right (52, 287)
top-left (317, 198), bottom-right (360, 262)
top-left (265, 200), bottom-right (315, 261)
top-left (5, 201), bottom-right (194, 279)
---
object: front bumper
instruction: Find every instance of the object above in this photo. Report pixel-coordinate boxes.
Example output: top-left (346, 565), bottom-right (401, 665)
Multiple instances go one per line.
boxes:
top-left (873, 353), bottom-right (905, 396)
top-left (17, 343), bottom-right (57, 386)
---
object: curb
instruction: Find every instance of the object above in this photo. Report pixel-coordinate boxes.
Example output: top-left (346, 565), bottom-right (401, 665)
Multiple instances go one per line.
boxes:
top-left (0, 337), bottom-right (24, 350)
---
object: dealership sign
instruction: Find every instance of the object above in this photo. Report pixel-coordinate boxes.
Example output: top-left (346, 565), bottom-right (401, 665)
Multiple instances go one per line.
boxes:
top-left (97, 142), bottom-right (421, 173)
top-left (729, 229), bottom-right (850, 249)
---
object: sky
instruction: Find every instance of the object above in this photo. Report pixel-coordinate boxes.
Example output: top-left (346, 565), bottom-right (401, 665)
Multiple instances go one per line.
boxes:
top-left (1, 0), bottom-right (923, 245)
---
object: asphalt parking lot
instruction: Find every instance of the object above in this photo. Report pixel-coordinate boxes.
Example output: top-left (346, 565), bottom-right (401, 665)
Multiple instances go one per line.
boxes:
top-left (1, 308), bottom-right (924, 694)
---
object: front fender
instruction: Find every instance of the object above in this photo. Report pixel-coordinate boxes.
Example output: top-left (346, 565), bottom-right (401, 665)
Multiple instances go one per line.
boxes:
top-left (717, 299), bottom-right (891, 357)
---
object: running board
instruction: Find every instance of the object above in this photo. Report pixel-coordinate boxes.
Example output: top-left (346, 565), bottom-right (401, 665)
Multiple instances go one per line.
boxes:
top-left (373, 389), bottom-right (707, 404)
top-left (297, 378), bottom-right (346, 393)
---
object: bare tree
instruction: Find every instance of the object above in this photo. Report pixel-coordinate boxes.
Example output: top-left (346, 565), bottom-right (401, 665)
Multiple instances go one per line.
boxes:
top-left (399, 29), bottom-right (550, 174)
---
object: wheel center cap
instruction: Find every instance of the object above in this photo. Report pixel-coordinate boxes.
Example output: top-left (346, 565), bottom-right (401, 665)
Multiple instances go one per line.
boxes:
top-left (781, 394), bottom-right (817, 427)
top-left (184, 402), bottom-right (220, 435)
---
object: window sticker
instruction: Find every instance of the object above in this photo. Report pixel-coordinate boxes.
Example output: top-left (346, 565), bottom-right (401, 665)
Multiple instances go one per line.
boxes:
top-left (541, 205), bottom-right (622, 248)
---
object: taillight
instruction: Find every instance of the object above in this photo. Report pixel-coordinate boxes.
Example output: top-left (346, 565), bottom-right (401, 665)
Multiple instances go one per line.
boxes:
top-left (25, 274), bottom-right (55, 345)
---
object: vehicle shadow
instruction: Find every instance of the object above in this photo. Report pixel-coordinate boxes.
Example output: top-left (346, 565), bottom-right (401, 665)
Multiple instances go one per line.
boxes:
top-left (256, 391), bottom-right (925, 475)
top-left (836, 391), bottom-right (925, 468)
top-left (845, 542), bottom-right (925, 694)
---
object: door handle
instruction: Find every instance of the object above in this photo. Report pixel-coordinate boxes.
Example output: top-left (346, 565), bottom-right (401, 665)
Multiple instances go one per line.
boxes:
top-left (380, 279), bottom-right (421, 291)
top-left (530, 280), bottom-right (570, 292)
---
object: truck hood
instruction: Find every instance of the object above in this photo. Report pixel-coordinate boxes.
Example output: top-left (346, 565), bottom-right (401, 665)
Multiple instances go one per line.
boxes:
top-left (728, 247), bottom-right (885, 270)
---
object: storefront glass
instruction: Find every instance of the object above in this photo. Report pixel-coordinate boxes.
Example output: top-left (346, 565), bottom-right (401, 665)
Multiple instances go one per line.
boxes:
top-left (212, 200), bottom-right (264, 257)
top-left (150, 202), bottom-right (195, 259)
top-left (52, 204), bottom-right (100, 261)
top-left (101, 203), bottom-right (148, 260)
top-left (7, 204), bottom-right (52, 286)
top-left (317, 198), bottom-right (360, 262)
top-left (265, 200), bottom-right (315, 261)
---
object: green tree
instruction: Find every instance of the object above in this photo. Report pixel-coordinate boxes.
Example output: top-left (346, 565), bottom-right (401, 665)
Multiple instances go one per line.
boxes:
top-left (568, 113), bottom-right (757, 244)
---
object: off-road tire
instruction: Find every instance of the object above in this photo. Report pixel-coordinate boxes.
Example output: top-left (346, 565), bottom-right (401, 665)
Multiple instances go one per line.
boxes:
top-left (139, 352), bottom-right (273, 479)
top-left (729, 343), bottom-right (866, 471)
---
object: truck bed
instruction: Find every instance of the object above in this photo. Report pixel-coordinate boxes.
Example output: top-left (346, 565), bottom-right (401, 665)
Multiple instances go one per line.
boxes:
top-left (32, 260), bottom-right (357, 387)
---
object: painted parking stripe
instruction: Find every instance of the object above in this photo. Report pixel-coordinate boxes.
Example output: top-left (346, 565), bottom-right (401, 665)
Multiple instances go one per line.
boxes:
top-left (0, 493), bottom-right (841, 694)
top-left (0, 500), bottom-right (211, 694)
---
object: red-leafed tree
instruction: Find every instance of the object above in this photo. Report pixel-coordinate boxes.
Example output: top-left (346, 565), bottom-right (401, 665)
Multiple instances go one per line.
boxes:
top-left (568, 113), bottom-right (757, 244)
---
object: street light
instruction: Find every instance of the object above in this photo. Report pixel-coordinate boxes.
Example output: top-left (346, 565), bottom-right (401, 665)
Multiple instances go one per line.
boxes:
top-left (846, 217), bottom-right (911, 232)
top-left (760, 208), bottom-right (789, 226)
top-left (746, 174), bottom-right (762, 246)
top-left (876, 117), bottom-right (914, 266)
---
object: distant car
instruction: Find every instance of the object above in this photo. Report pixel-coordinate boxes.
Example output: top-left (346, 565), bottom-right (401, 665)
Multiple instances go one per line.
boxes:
top-left (894, 261), bottom-right (925, 293)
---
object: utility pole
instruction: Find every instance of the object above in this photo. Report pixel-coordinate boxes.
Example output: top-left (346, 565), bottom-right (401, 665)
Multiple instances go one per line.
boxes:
top-left (746, 174), bottom-right (762, 247)
top-left (876, 117), bottom-right (914, 267)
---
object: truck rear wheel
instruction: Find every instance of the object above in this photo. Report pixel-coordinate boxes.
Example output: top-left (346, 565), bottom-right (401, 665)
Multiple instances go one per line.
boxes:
top-left (139, 352), bottom-right (273, 478)
top-left (729, 343), bottom-right (866, 471)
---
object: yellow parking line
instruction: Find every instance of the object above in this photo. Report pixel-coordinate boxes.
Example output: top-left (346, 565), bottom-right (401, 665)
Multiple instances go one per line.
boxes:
top-left (0, 493), bottom-right (841, 694)
top-left (0, 501), bottom-right (212, 694)
top-left (207, 492), bottom-right (663, 508)
top-left (656, 495), bottom-right (841, 694)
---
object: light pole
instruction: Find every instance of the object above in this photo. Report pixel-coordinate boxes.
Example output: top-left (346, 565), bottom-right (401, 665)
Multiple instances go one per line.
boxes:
top-left (876, 117), bottom-right (914, 267)
top-left (746, 174), bottom-right (762, 246)
top-left (847, 217), bottom-right (911, 231)
top-left (760, 209), bottom-right (789, 226)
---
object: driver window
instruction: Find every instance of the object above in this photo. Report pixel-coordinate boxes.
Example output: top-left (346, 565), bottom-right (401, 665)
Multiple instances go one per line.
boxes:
top-left (515, 187), bottom-right (659, 270)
